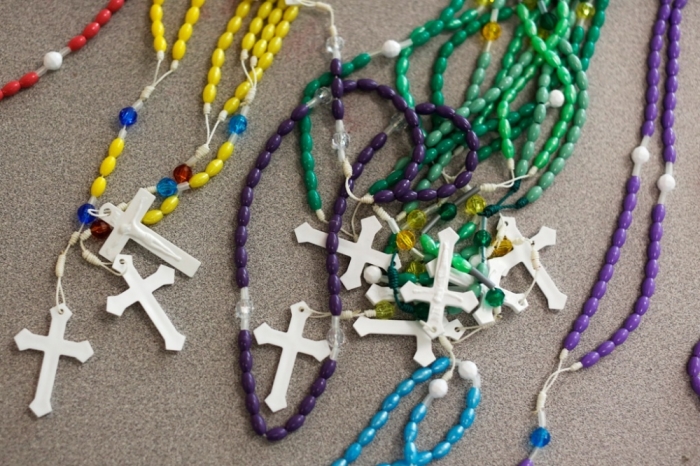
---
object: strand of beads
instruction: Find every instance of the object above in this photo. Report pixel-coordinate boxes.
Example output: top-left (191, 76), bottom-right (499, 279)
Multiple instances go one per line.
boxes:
top-left (688, 342), bottom-right (700, 397)
top-left (0, 0), bottom-right (126, 102)
top-left (516, 0), bottom-right (685, 463)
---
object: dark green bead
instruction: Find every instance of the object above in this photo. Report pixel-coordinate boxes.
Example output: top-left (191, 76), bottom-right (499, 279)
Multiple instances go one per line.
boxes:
top-left (384, 233), bottom-right (397, 254)
top-left (445, 18), bottom-right (462, 31)
top-left (307, 190), bottom-right (322, 210)
top-left (400, 46), bottom-right (413, 58)
top-left (582, 41), bottom-right (595, 59)
top-left (369, 180), bottom-right (388, 195)
top-left (352, 53), bottom-right (371, 69)
top-left (386, 169), bottom-right (403, 186)
top-left (396, 75), bottom-right (410, 95)
top-left (439, 203), bottom-right (457, 221)
top-left (598, 0), bottom-right (610, 9)
top-left (439, 7), bottom-right (455, 24)
top-left (502, 53), bottom-right (515, 69)
top-left (498, 6), bottom-right (514, 20)
top-left (446, 306), bottom-right (462, 315)
top-left (450, 0), bottom-right (464, 10)
top-left (453, 29), bottom-right (468, 46)
top-left (440, 42), bottom-right (454, 58)
top-left (464, 20), bottom-right (480, 36)
top-left (436, 138), bottom-right (456, 155)
top-left (572, 25), bottom-right (585, 44)
top-left (592, 11), bottom-right (606, 28)
top-left (304, 170), bottom-right (318, 190)
top-left (300, 133), bottom-right (313, 152)
top-left (431, 74), bottom-right (444, 92)
top-left (473, 124), bottom-right (487, 136)
top-left (432, 91), bottom-right (445, 106)
top-left (319, 72), bottom-right (332, 86)
top-left (398, 273), bottom-right (417, 285)
top-left (341, 62), bottom-right (354, 77)
top-left (539, 12), bottom-right (557, 31)
top-left (425, 148), bottom-right (439, 164)
top-left (460, 9), bottom-right (478, 23)
top-left (581, 57), bottom-right (590, 71)
top-left (396, 57), bottom-right (409, 75)
top-left (485, 288), bottom-right (505, 307)
top-left (434, 57), bottom-right (448, 74)
top-left (474, 230), bottom-right (492, 247)
top-left (418, 272), bottom-right (432, 286)
top-left (414, 303), bottom-right (429, 321)
top-left (410, 28), bottom-right (431, 46)
top-left (304, 80), bottom-right (320, 98)
top-left (300, 151), bottom-right (315, 171)
top-left (426, 19), bottom-right (445, 37)
top-left (300, 115), bottom-right (312, 133)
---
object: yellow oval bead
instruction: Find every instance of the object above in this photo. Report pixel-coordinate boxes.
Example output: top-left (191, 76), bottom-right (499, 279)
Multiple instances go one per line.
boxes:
top-left (211, 48), bottom-right (225, 66)
top-left (258, 52), bottom-right (274, 70)
top-left (208, 66), bottom-right (221, 85)
top-left (205, 159), bottom-right (224, 177)
top-left (481, 22), bottom-right (501, 41)
top-left (261, 23), bottom-right (276, 41)
top-left (179, 23), bottom-right (193, 41)
top-left (109, 138), bottom-right (125, 157)
top-left (160, 196), bottom-right (179, 214)
top-left (224, 97), bottom-right (240, 114)
top-left (189, 172), bottom-right (210, 188)
top-left (276, 0), bottom-right (286, 8)
top-left (153, 0), bottom-right (164, 5)
top-left (253, 39), bottom-right (268, 58)
top-left (172, 39), bottom-right (187, 60)
top-left (406, 209), bottom-right (427, 230)
top-left (236, 1), bottom-right (251, 17)
top-left (257, 1), bottom-right (273, 19)
top-left (275, 20), bottom-right (290, 38)
top-left (142, 209), bottom-right (164, 225)
top-left (218, 32), bottom-right (234, 50)
top-left (396, 230), bottom-right (416, 251)
top-left (268, 36), bottom-right (283, 55)
top-left (150, 4), bottom-right (163, 21)
top-left (268, 8), bottom-right (283, 25)
top-left (100, 156), bottom-right (117, 176)
top-left (185, 7), bottom-right (200, 24)
top-left (227, 15), bottom-right (243, 33)
top-left (235, 81), bottom-right (251, 100)
top-left (252, 67), bottom-right (263, 82)
top-left (241, 32), bottom-right (256, 51)
top-left (151, 20), bottom-right (164, 37)
top-left (217, 141), bottom-right (235, 161)
top-left (202, 83), bottom-right (217, 103)
top-left (249, 17), bottom-right (263, 34)
top-left (192, 0), bottom-right (206, 7)
top-left (283, 6), bottom-right (299, 22)
top-left (465, 195), bottom-right (487, 215)
top-left (154, 35), bottom-right (167, 52)
top-left (91, 176), bottom-right (107, 197)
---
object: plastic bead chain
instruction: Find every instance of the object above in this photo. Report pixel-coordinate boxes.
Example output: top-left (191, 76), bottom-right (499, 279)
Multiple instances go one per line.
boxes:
top-left (516, 0), bottom-right (685, 463)
top-left (0, 0), bottom-right (127, 102)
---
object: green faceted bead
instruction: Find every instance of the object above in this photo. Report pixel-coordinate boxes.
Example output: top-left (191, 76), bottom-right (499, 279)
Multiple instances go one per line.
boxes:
top-left (452, 255), bottom-right (472, 274)
top-left (300, 133), bottom-right (313, 152)
top-left (304, 79), bottom-right (321, 98)
top-left (439, 203), bottom-right (457, 221)
top-left (549, 157), bottom-right (565, 175)
top-left (458, 222), bottom-right (477, 240)
top-left (352, 53), bottom-right (371, 69)
top-left (540, 12), bottom-right (557, 31)
top-left (307, 190), bottom-right (322, 210)
top-left (369, 179), bottom-right (388, 195)
top-left (426, 130), bottom-right (443, 148)
top-left (474, 230), bottom-right (492, 247)
top-left (415, 303), bottom-right (429, 321)
top-left (526, 186), bottom-right (543, 203)
top-left (304, 170), bottom-right (318, 190)
top-left (559, 142), bottom-right (575, 159)
top-left (300, 151), bottom-right (315, 171)
top-left (421, 234), bottom-right (440, 256)
top-left (485, 288), bottom-right (505, 307)
top-left (431, 74), bottom-right (444, 92)
top-left (538, 171), bottom-right (555, 190)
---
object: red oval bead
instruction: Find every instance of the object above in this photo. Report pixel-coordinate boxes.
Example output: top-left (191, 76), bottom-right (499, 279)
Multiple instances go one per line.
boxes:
top-left (68, 35), bottom-right (87, 51)
top-left (19, 72), bottom-right (39, 89)
top-left (173, 164), bottom-right (193, 183)
top-left (83, 22), bottom-right (100, 39)
top-left (0, 91), bottom-right (4, 100)
top-left (2, 80), bottom-right (21, 97)
top-left (95, 8), bottom-right (112, 25)
top-left (90, 219), bottom-right (113, 239)
top-left (107, 0), bottom-right (124, 12)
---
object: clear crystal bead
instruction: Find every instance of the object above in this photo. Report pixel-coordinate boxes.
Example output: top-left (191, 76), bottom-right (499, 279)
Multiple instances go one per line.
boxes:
top-left (235, 298), bottom-right (254, 329)
top-left (314, 87), bottom-right (332, 105)
top-left (331, 131), bottom-right (349, 150)
top-left (327, 327), bottom-right (346, 347)
top-left (325, 36), bottom-right (345, 54)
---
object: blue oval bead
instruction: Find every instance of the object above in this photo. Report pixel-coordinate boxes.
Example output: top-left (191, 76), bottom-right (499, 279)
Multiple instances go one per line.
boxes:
top-left (396, 379), bottom-right (415, 397)
top-left (119, 107), bottom-right (137, 126)
top-left (446, 425), bottom-right (465, 443)
top-left (410, 403), bottom-right (428, 423)
top-left (460, 408), bottom-right (476, 428)
top-left (392, 461), bottom-right (410, 466)
top-left (431, 357), bottom-right (450, 373)
top-left (382, 393), bottom-right (401, 412)
top-left (229, 114), bottom-right (248, 134)
top-left (415, 451), bottom-right (433, 466)
top-left (343, 443), bottom-right (362, 462)
top-left (156, 178), bottom-right (178, 197)
top-left (412, 367), bottom-right (433, 382)
top-left (331, 460), bottom-right (348, 466)
top-left (403, 421), bottom-right (418, 443)
top-left (530, 427), bottom-right (551, 448)
top-left (404, 442), bottom-right (418, 465)
top-left (77, 203), bottom-right (96, 224)
top-left (378, 464), bottom-right (391, 466)
top-left (433, 441), bottom-right (452, 459)
top-left (370, 410), bottom-right (389, 429)
top-left (358, 427), bottom-right (376, 447)
top-left (466, 387), bottom-right (481, 408)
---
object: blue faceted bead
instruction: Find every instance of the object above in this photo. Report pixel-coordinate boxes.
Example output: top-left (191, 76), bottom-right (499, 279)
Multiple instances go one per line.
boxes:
top-left (119, 107), bottom-right (138, 126)
top-left (156, 177), bottom-right (178, 197)
top-left (77, 203), bottom-right (96, 224)
top-left (228, 114), bottom-right (248, 134)
top-left (530, 427), bottom-right (551, 448)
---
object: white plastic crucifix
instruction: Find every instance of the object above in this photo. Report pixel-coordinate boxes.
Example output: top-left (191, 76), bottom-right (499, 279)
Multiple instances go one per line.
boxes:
top-left (98, 188), bottom-right (201, 277)
top-left (14, 304), bottom-right (94, 417)
top-left (107, 254), bottom-right (186, 351)
top-left (353, 316), bottom-right (465, 366)
top-left (294, 215), bottom-right (400, 290)
top-left (253, 302), bottom-right (330, 412)
top-left (400, 228), bottom-right (478, 339)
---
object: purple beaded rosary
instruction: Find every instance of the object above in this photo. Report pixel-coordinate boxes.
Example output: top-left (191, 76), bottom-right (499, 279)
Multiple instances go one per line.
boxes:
top-left (518, 0), bottom-right (686, 463)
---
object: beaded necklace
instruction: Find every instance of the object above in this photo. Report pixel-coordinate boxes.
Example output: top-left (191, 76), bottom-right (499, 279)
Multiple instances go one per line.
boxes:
top-left (13, 0), bottom-right (304, 418)
top-left (0, 0), bottom-right (127, 102)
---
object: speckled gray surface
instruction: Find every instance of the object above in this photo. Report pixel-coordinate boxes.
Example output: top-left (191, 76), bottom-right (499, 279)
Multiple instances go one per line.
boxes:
top-left (1, 1), bottom-right (700, 465)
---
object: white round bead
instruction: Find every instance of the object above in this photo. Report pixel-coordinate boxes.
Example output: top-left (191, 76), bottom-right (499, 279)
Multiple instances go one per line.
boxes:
top-left (548, 89), bottom-right (565, 108)
top-left (631, 146), bottom-right (650, 164)
top-left (428, 379), bottom-right (449, 398)
top-left (458, 361), bottom-right (479, 380)
top-left (363, 265), bottom-right (383, 284)
top-left (657, 174), bottom-right (676, 192)
top-left (43, 51), bottom-right (63, 71)
top-left (381, 40), bottom-right (402, 58)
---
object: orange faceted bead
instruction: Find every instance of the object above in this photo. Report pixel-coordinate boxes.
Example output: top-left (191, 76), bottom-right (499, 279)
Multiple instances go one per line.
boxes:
top-left (173, 164), bottom-right (193, 183)
top-left (90, 219), bottom-right (112, 239)
top-left (481, 22), bottom-right (501, 41)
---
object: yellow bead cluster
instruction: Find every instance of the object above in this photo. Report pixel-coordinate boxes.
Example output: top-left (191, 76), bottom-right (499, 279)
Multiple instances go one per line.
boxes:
top-left (90, 137), bottom-right (125, 198)
top-left (151, 0), bottom-right (208, 56)
top-left (481, 22), bottom-right (501, 41)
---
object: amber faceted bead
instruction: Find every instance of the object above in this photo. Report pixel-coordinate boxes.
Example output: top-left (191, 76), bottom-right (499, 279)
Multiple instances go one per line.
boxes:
top-left (481, 22), bottom-right (501, 41)
top-left (396, 230), bottom-right (416, 251)
top-left (173, 164), bottom-right (193, 183)
top-left (90, 219), bottom-right (112, 239)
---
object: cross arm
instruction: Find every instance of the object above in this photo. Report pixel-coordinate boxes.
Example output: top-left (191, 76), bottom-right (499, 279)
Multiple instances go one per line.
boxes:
top-left (106, 289), bottom-right (139, 316)
top-left (59, 340), bottom-right (94, 362)
top-left (15, 330), bottom-right (49, 352)
top-left (144, 265), bottom-right (176, 291)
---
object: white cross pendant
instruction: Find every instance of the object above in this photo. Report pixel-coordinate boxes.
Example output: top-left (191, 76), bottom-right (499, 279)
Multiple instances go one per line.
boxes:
top-left (253, 302), bottom-right (331, 412)
top-left (107, 254), bottom-right (186, 351)
top-left (98, 188), bottom-right (201, 277)
top-left (14, 304), bottom-right (94, 417)
top-left (294, 215), bottom-right (400, 290)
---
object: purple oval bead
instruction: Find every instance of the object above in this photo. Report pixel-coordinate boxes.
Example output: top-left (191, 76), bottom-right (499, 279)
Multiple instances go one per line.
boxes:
top-left (266, 134), bottom-right (282, 152)
top-left (641, 277), bottom-right (655, 297)
top-left (694, 342), bottom-right (700, 358)
top-left (240, 350), bottom-right (253, 372)
top-left (645, 259), bottom-right (659, 278)
top-left (357, 78), bottom-right (378, 91)
top-left (328, 275), bottom-right (342, 294)
top-left (331, 76), bottom-right (343, 98)
top-left (652, 204), bottom-right (666, 222)
top-left (343, 79), bottom-right (357, 93)
top-left (563, 331), bottom-right (581, 350)
top-left (278, 119), bottom-right (295, 135)
top-left (311, 377), bottom-right (327, 396)
top-left (648, 241), bottom-right (661, 259)
top-left (518, 460), bottom-right (534, 466)
top-left (649, 36), bottom-right (663, 53)
top-left (583, 297), bottom-right (599, 316)
top-left (285, 414), bottom-right (305, 432)
top-left (591, 280), bottom-right (607, 299)
top-left (623, 193), bottom-right (637, 211)
top-left (649, 223), bottom-right (663, 241)
top-left (436, 105), bottom-right (455, 119)
top-left (635, 296), bottom-right (650, 315)
top-left (664, 92), bottom-right (677, 110)
top-left (329, 294), bottom-right (342, 315)
top-left (241, 187), bottom-right (254, 207)
top-left (321, 359), bottom-right (337, 379)
top-left (393, 179), bottom-right (411, 196)
top-left (330, 58), bottom-right (342, 76)
top-left (663, 128), bottom-right (675, 146)
top-left (597, 340), bottom-right (615, 357)
top-left (653, 19), bottom-right (666, 36)
top-left (573, 315), bottom-right (590, 333)
top-left (627, 176), bottom-right (641, 194)
top-left (392, 94), bottom-right (408, 111)
top-left (236, 267), bottom-right (249, 287)
top-left (247, 168), bottom-right (261, 188)
top-left (334, 197), bottom-right (347, 215)
top-left (645, 103), bottom-right (657, 122)
top-left (415, 102), bottom-right (436, 115)
top-left (453, 115), bottom-right (471, 132)
top-left (417, 189), bottom-right (438, 202)
top-left (612, 228), bottom-right (627, 247)
top-left (238, 206), bottom-right (250, 226)
top-left (299, 395), bottom-right (316, 415)
top-left (235, 226), bottom-right (248, 246)
top-left (374, 190), bottom-right (395, 203)
top-left (245, 393), bottom-right (260, 414)
top-left (642, 121), bottom-right (655, 138)
top-left (351, 162), bottom-right (364, 180)
top-left (605, 247), bottom-right (620, 265)
top-left (666, 76), bottom-right (678, 93)
top-left (662, 108), bottom-right (675, 128)
top-left (358, 147), bottom-right (374, 164)
top-left (371, 133), bottom-right (388, 150)
top-left (412, 127), bottom-right (424, 145)
top-left (377, 85), bottom-right (396, 99)
top-left (326, 253), bottom-right (339, 274)
top-left (648, 51), bottom-right (661, 71)
top-left (624, 314), bottom-right (642, 332)
top-left (599, 264), bottom-right (614, 282)
top-left (437, 184), bottom-right (457, 198)
top-left (239, 330), bottom-right (252, 350)
top-left (455, 171), bottom-right (472, 189)
top-left (466, 131), bottom-right (479, 150)
top-left (465, 150), bottom-right (478, 171)
top-left (612, 328), bottom-right (629, 346)
top-left (670, 8), bottom-right (682, 25)
top-left (412, 145), bottom-right (426, 163)
top-left (328, 215), bottom-right (341, 234)
top-left (256, 151), bottom-right (272, 169)
top-left (251, 414), bottom-right (267, 436)
top-left (404, 108), bottom-right (419, 127)
top-left (397, 190), bottom-right (417, 203)
top-left (664, 146), bottom-right (677, 163)
top-left (692, 377), bottom-right (700, 396)
top-left (618, 211), bottom-right (633, 229)
top-left (291, 105), bottom-right (309, 122)
top-left (668, 40), bottom-right (680, 59)
top-left (688, 357), bottom-right (700, 377)
top-left (266, 426), bottom-right (288, 441)
top-left (235, 247), bottom-right (248, 267)
top-left (326, 233), bottom-right (339, 253)
top-left (580, 351), bottom-right (600, 368)
top-left (242, 372), bottom-right (256, 393)
top-left (332, 99), bottom-right (344, 120)
top-left (404, 162), bottom-right (419, 180)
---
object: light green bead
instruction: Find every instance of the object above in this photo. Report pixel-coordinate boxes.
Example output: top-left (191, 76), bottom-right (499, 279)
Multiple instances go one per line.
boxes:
top-left (436, 151), bottom-right (452, 167)
top-left (484, 88), bottom-right (501, 103)
top-left (578, 90), bottom-right (590, 108)
top-left (567, 125), bottom-right (582, 143)
top-left (471, 67), bottom-right (486, 85)
top-left (518, 50), bottom-right (534, 66)
top-left (508, 64), bottom-right (523, 79)
top-left (465, 84), bottom-right (480, 102)
top-left (533, 104), bottom-right (547, 123)
top-left (404, 201), bottom-right (419, 213)
top-left (426, 130), bottom-right (443, 147)
top-left (558, 38), bottom-right (573, 55)
top-left (497, 76), bottom-right (513, 90)
top-left (416, 179), bottom-right (431, 190)
top-left (476, 262), bottom-right (488, 276)
top-left (492, 0), bottom-right (506, 8)
top-left (439, 120), bottom-right (454, 134)
top-left (538, 171), bottom-right (555, 190)
top-left (567, 54), bottom-right (582, 72)
top-left (574, 109), bottom-right (587, 126)
top-left (456, 106), bottom-right (470, 118)
top-left (559, 142), bottom-right (575, 159)
top-left (527, 124), bottom-right (540, 141)
top-left (522, 141), bottom-right (536, 160)
top-left (427, 164), bottom-right (443, 182)
top-left (477, 52), bottom-right (491, 68)
top-left (549, 158), bottom-right (565, 174)
top-left (469, 98), bottom-right (486, 114)
top-left (515, 159), bottom-right (529, 177)
top-left (557, 1), bottom-right (570, 19)
top-left (526, 186), bottom-right (543, 202)
top-left (396, 156), bottom-right (411, 170)
top-left (536, 87), bottom-right (549, 104)
top-left (576, 70), bottom-right (588, 90)
top-left (538, 73), bottom-right (551, 88)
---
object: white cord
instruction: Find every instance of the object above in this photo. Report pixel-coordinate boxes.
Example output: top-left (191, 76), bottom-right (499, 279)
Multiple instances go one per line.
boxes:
top-left (480, 173), bottom-right (531, 193)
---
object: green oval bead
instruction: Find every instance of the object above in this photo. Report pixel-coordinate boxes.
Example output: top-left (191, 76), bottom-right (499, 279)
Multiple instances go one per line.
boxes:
top-left (396, 156), bottom-right (411, 170)
top-left (436, 151), bottom-right (451, 167)
top-left (396, 57), bottom-right (409, 75)
top-left (534, 150), bottom-right (549, 169)
top-left (531, 37), bottom-right (547, 54)
top-left (501, 53), bottom-right (515, 69)
top-left (559, 142), bottom-right (575, 159)
top-left (502, 88), bottom-right (517, 102)
top-left (416, 179), bottom-right (431, 190)
top-left (450, 0), bottom-right (465, 10)
top-left (300, 133), bottom-right (313, 152)
top-left (553, 121), bottom-right (567, 138)
top-left (425, 148), bottom-right (439, 164)
top-left (576, 71), bottom-right (588, 90)
top-left (440, 42), bottom-right (454, 58)
top-left (523, 19), bottom-right (537, 36)
top-left (567, 54), bottom-right (582, 73)
top-left (544, 137), bottom-right (559, 154)
top-left (526, 186), bottom-right (543, 203)
top-left (426, 19), bottom-right (444, 37)
top-left (426, 130), bottom-right (443, 148)
top-left (460, 8), bottom-right (478, 23)
top-left (527, 124), bottom-right (540, 141)
top-left (538, 171), bottom-right (555, 190)
top-left (396, 75), bottom-right (410, 95)
top-left (439, 8), bottom-right (455, 24)
top-left (501, 139), bottom-right (515, 158)
top-left (369, 180), bottom-right (388, 195)
top-left (582, 41), bottom-right (595, 59)
top-left (581, 58), bottom-right (590, 72)
top-left (386, 169), bottom-right (403, 186)
top-left (567, 125), bottom-right (582, 143)
top-left (436, 138), bottom-right (456, 156)
top-left (405, 94), bottom-right (415, 107)
top-left (536, 87), bottom-right (549, 104)
top-left (307, 190), bottom-right (322, 210)
top-left (453, 29), bottom-right (469, 46)
top-left (486, 118), bottom-right (498, 131)
top-left (477, 145), bottom-right (493, 161)
top-left (473, 124), bottom-right (487, 136)
top-left (352, 53), bottom-right (371, 69)
top-left (520, 102), bottom-right (536, 116)
top-left (558, 38), bottom-right (573, 55)
top-left (451, 255), bottom-right (472, 274)
top-left (507, 64), bottom-right (523, 80)
top-left (557, 66), bottom-right (572, 85)
top-left (564, 84), bottom-right (577, 103)
top-left (515, 159), bottom-right (529, 177)
top-left (427, 164), bottom-right (443, 182)
top-left (304, 170), bottom-right (318, 190)
top-left (572, 25), bottom-right (585, 43)
top-left (404, 201), bottom-right (419, 214)
top-left (483, 88), bottom-right (501, 103)
top-left (507, 111), bottom-right (521, 124)
top-left (472, 67), bottom-right (486, 85)
top-left (341, 62), bottom-right (354, 77)
top-left (300, 115), bottom-right (312, 133)
top-left (432, 91), bottom-right (444, 106)
top-left (499, 119), bottom-right (512, 138)
top-left (439, 203), bottom-right (457, 221)
top-left (543, 50), bottom-right (561, 68)
top-left (538, 73), bottom-right (551, 88)
top-left (300, 151), bottom-right (315, 171)
top-left (560, 103), bottom-right (574, 122)
top-left (574, 109), bottom-right (587, 126)
top-left (556, 0), bottom-right (569, 18)
top-left (588, 26), bottom-right (601, 45)
top-left (592, 12), bottom-right (605, 28)
top-left (533, 104), bottom-right (547, 124)
top-left (445, 18), bottom-right (462, 31)
top-left (409, 27), bottom-right (430, 46)
top-left (464, 20), bottom-right (480, 35)
top-left (578, 90), bottom-right (589, 109)
top-left (319, 72), bottom-right (332, 86)
top-left (460, 245), bottom-right (479, 260)
top-left (477, 52), bottom-right (491, 69)
top-left (469, 98), bottom-right (486, 114)
top-left (439, 120), bottom-right (454, 134)
top-left (465, 84), bottom-right (480, 102)
top-left (431, 74), bottom-right (444, 92)
top-left (420, 234), bottom-right (440, 256)
top-left (304, 80), bottom-right (320, 98)
top-left (549, 157), bottom-right (565, 175)
top-left (434, 57), bottom-right (448, 74)
top-left (522, 141), bottom-right (536, 161)
top-left (458, 222), bottom-right (476, 240)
